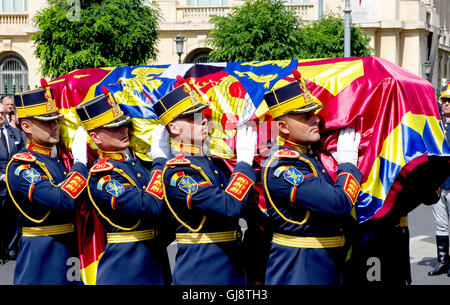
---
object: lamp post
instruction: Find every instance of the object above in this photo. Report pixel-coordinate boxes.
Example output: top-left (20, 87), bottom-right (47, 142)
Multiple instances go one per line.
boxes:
top-left (344, 0), bottom-right (351, 57)
top-left (174, 33), bottom-right (186, 64)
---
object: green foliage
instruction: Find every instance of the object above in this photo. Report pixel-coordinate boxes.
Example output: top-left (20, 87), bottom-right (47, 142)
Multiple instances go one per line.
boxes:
top-left (208, 1), bottom-right (373, 62)
top-left (296, 13), bottom-right (373, 59)
top-left (32, 0), bottom-right (161, 78)
top-left (208, 0), bottom-right (301, 62)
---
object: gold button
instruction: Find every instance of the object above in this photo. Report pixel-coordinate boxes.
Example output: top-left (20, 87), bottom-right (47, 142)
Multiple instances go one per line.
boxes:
top-left (214, 170), bottom-right (219, 175)
top-left (322, 169), bottom-right (326, 174)
top-left (142, 186), bottom-right (146, 190)
top-left (221, 184), bottom-right (224, 188)
top-left (137, 173), bottom-right (142, 178)
top-left (64, 171), bottom-right (67, 175)
top-left (132, 162), bottom-right (136, 166)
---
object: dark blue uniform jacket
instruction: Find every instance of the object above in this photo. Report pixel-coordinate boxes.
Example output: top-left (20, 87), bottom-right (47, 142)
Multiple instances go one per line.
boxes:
top-left (262, 140), bottom-right (363, 285)
top-left (162, 147), bottom-right (256, 285)
top-left (87, 151), bottom-right (171, 285)
top-left (6, 144), bottom-right (88, 285)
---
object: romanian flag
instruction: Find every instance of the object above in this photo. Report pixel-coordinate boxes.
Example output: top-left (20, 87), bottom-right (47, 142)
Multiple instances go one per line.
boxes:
top-left (46, 57), bottom-right (450, 284)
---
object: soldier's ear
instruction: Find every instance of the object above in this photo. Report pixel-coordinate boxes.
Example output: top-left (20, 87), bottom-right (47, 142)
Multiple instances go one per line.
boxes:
top-left (167, 121), bottom-right (180, 137)
top-left (20, 119), bottom-right (32, 134)
top-left (89, 130), bottom-right (102, 146)
top-left (275, 119), bottom-right (289, 137)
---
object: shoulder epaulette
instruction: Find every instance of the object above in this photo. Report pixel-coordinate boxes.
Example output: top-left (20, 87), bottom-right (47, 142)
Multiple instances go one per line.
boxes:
top-left (90, 158), bottom-right (114, 173)
top-left (166, 154), bottom-right (191, 166)
top-left (273, 148), bottom-right (300, 159)
top-left (12, 152), bottom-right (36, 162)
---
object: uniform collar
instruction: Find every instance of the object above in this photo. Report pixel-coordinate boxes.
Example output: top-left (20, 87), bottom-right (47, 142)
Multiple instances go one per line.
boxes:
top-left (100, 149), bottom-right (133, 161)
top-left (170, 140), bottom-right (203, 156)
top-left (276, 136), bottom-right (313, 155)
top-left (27, 140), bottom-right (56, 157)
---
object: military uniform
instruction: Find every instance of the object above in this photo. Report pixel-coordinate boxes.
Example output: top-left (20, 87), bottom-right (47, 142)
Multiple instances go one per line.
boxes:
top-left (76, 88), bottom-right (171, 285)
top-left (262, 138), bottom-right (362, 284)
top-left (7, 84), bottom-right (89, 285)
top-left (86, 151), bottom-right (171, 284)
top-left (261, 69), bottom-right (363, 285)
top-left (153, 77), bottom-right (257, 285)
top-left (162, 143), bottom-right (256, 284)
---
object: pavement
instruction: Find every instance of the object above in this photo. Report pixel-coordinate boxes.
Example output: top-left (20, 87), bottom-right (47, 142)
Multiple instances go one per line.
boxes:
top-left (0, 204), bottom-right (449, 285)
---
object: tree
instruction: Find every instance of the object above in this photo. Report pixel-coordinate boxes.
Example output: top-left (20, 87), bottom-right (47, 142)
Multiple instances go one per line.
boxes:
top-left (296, 13), bottom-right (373, 59)
top-left (207, 0), bottom-right (373, 62)
top-left (32, 0), bottom-right (161, 78)
top-left (208, 0), bottom-right (302, 62)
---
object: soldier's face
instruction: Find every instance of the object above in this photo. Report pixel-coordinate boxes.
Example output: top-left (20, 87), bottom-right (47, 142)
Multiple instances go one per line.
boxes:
top-left (169, 112), bottom-right (209, 145)
top-left (21, 118), bottom-right (60, 147)
top-left (277, 112), bottom-right (320, 145)
top-left (89, 125), bottom-right (130, 152)
top-left (442, 99), bottom-right (450, 116)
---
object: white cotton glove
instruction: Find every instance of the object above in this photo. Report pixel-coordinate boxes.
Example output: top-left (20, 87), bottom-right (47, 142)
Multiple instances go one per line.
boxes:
top-left (149, 124), bottom-right (170, 159)
top-left (331, 127), bottom-right (361, 166)
top-left (72, 125), bottom-right (88, 166)
top-left (236, 124), bottom-right (257, 166)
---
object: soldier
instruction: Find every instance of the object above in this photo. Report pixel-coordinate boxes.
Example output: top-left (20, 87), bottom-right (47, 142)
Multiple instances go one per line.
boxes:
top-left (153, 76), bottom-right (257, 285)
top-left (428, 82), bottom-right (450, 276)
top-left (6, 80), bottom-right (89, 285)
top-left (75, 87), bottom-right (172, 285)
top-left (261, 70), bottom-right (363, 285)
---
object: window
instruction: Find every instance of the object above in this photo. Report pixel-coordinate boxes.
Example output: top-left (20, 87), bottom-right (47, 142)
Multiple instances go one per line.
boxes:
top-left (187, 0), bottom-right (228, 5)
top-left (1, 0), bottom-right (27, 12)
top-left (0, 54), bottom-right (29, 94)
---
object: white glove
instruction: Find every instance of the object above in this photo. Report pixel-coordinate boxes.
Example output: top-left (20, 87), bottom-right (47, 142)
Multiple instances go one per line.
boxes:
top-left (72, 125), bottom-right (88, 166)
top-left (149, 124), bottom-right (170, 159)
top-left (331, 127), bottom-right (361, 166)
top-left (236, 124), bottom-right (257, 166)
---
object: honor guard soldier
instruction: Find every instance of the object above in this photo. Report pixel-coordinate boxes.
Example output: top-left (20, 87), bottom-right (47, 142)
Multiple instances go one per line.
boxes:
top-left (153, 76), bottom-right (257, 285)
top-left (6, 79), bottom-right (89, 285)
top-left (75, 87), bottom-right (171, 285)
top-left (261, 70), bottom-right (363, 285)
top-left (428, 83), bottom-right (450, 276)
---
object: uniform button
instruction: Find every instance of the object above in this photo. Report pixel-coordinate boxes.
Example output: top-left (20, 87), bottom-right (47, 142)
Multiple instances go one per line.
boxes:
top-left (221, 184), bottom-right (224, 188)
top-left (142, 186), bottom-right (146, 190)
top-left (137, 173), bottom-right (142, 178)
top-left (214, 170), bottom-right (219, 175)
top-left (132, 162), bottom-right (135, 166)
top-left (63, 171), bottom-right (67, 175)
top-left (57, 160), bottom-right (60, 163)
top-left (322, 169), bottom-right (326, 174)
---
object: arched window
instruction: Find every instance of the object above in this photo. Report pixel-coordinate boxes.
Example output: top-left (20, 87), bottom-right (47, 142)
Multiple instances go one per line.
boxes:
top-left (185, 48), bottom-right (213, 64)
top-left (0, 54), bottom-right (29, 94)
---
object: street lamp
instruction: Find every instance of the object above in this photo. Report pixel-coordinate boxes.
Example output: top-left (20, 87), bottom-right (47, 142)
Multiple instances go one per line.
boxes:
top-left (174, 33), bottom-right (186, 64)
top-left (423, 60), bottom-right (432, 80)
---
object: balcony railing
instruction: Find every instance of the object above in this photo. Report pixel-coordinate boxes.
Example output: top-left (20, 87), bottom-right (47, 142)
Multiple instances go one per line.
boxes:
top-left (0, 12), bottom-right (29, 25)
top-left (176, 4), bottom-right (314, 23)
top-left (177, 5), bottom-right (231, 22)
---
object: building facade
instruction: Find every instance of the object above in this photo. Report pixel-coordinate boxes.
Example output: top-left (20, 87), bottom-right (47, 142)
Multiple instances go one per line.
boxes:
top-left (0, 0), bottom-right (449, 94)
